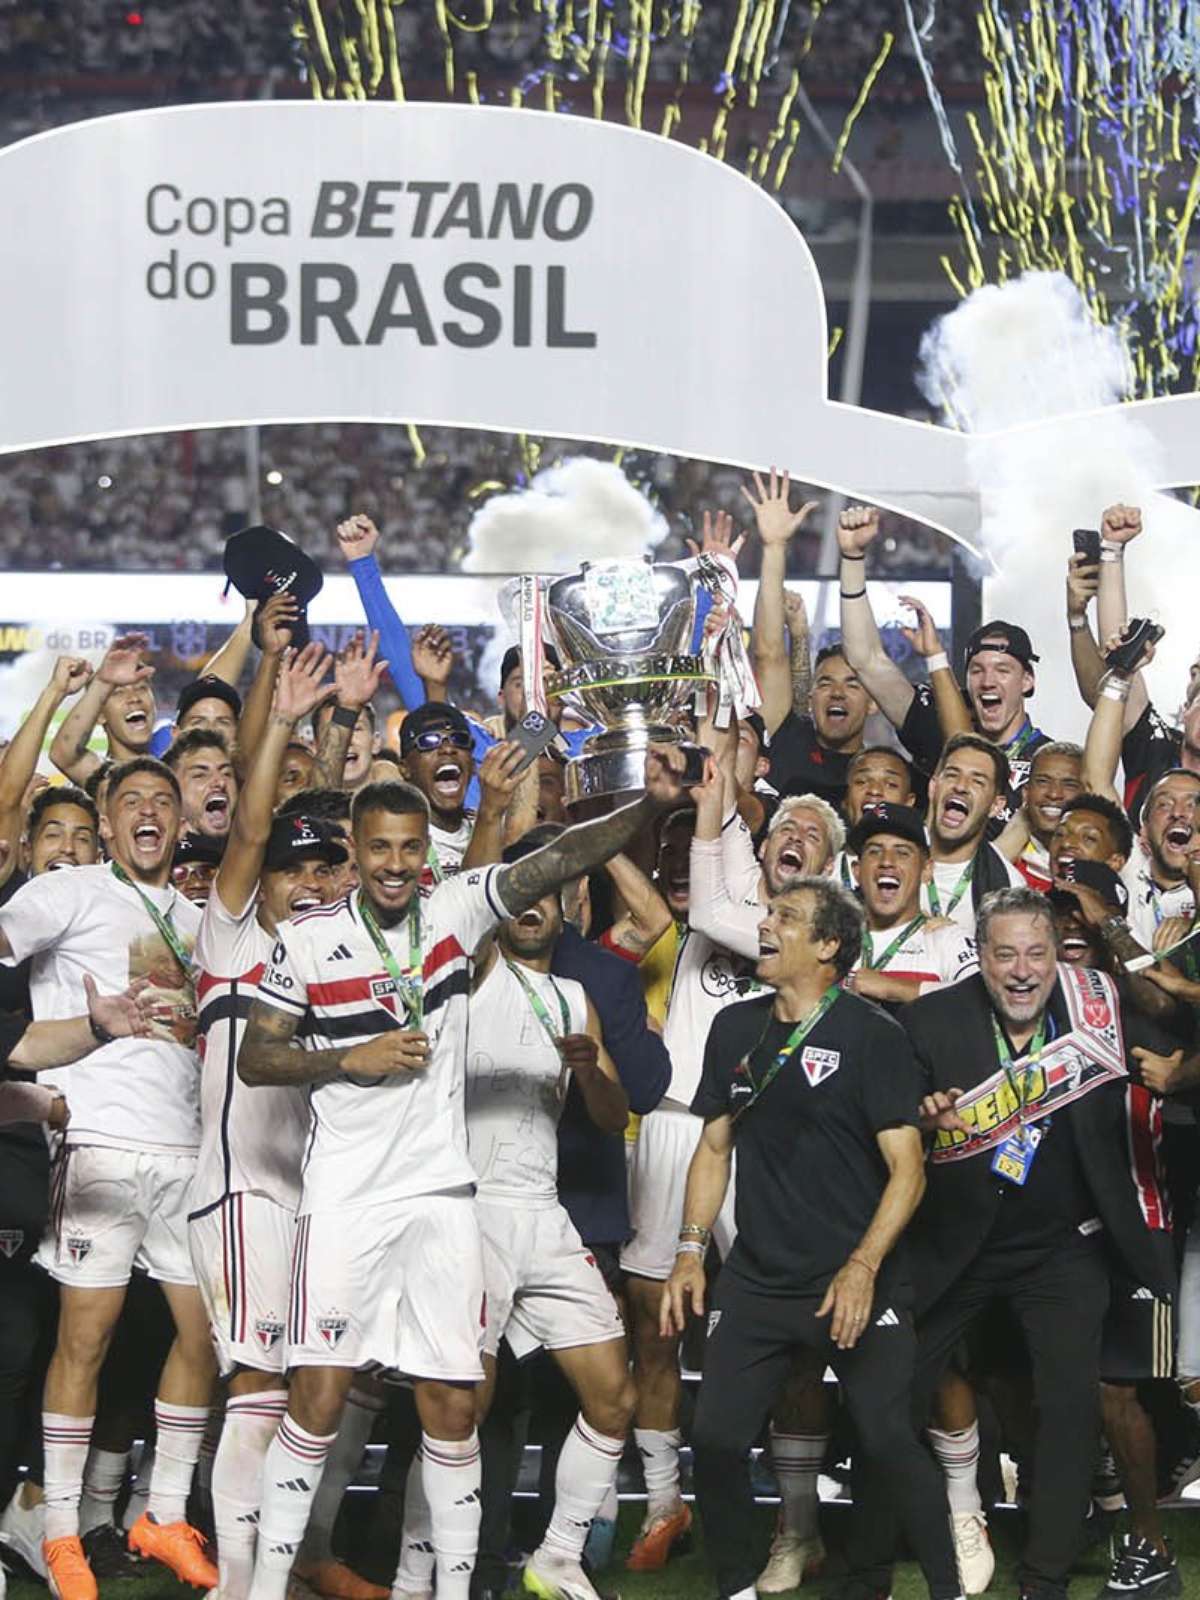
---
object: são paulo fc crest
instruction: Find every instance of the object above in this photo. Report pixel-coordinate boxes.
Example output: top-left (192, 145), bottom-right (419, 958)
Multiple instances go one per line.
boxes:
top-left (317, 1314), bottom-right (349, 1350)
top-left (800, 1046), bottom-right (841, 1086)
top-left (0, 1229), bottom-right (23, 1259)
top-left (370, 976), bottom-right (399, 1017)
top-left (65, 1235), bottom-right (92, 1264)
top-left (254, 1317), bottom-right (284, 1353)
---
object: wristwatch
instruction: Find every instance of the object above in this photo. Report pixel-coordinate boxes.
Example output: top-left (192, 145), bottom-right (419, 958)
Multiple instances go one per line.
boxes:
top-left (89, 1012), bottom-right (116, 1045)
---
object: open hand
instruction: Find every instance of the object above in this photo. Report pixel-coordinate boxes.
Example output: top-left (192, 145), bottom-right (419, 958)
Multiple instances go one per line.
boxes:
top-left (898, 594), bottom-right (942, 659)
top-left (335, 631), bottom-right (388, 711)
top-left (686, 509), bottom-right (746, 566)
top-left (85, 973), bottom-right (155, 1040)
top-left (98, 634), bottom-right (154, 688)
top-left (275, 643), bottom-right (332, 724)
top-left (740, 469), bottom-right (818, 549)
top-left (411, 625), bottom-right (455, 689)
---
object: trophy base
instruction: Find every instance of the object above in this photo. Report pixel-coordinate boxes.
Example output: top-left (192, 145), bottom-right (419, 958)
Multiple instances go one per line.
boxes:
top-left (564, 726), bottom-right (682, 808)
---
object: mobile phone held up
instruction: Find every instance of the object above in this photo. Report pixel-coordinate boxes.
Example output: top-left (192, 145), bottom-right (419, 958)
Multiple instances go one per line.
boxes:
top-left (1072, 528), bottom-right (1101, 566)
top-left (1104, 617), bottom-right (1164, 676)
top-left (505, 709), bottom-right (562, 775)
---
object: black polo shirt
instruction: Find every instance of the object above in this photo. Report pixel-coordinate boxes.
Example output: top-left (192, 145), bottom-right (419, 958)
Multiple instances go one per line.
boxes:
top-left (767, 712), bottom-right (853, 810)
top-left (692, 990), bottom-right (923, 1297)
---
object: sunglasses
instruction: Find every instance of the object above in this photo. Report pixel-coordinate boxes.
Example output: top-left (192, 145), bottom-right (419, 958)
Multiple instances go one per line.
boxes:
top-left (411, 727), bottom-right (472, 753)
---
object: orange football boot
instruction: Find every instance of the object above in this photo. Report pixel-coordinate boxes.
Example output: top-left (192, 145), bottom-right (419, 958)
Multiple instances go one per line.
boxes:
top-left (127, 1512), bottom-right (219, 1588)
top-left (625, 1501), bottom-right (693, 1571)
top-left (292, 1559), bottom-right (390, 1600)
top-left (42, 1535), bottom-right (98, 1600)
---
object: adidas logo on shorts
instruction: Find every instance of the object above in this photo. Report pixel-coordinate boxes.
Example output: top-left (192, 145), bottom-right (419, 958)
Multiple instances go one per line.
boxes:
top-left (875, 1308), bottom-right (900, 1328)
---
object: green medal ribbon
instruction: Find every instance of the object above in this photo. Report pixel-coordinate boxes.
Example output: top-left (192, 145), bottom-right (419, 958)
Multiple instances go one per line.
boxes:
top-left (1004, 719), bottom-right (1040, 761)
top-left (990, 1012), bottom-right (1048, 1134)
top-left (425, 844), bottom-right (444, 885)
top-left (505, 959), bottom-right (572, 1046)
top-left (861, 914), bottom-right (927, 972)
top-left (110, 863), bottom-right (194, 981)
top-left (926, 855), bottom-right (975, 918)
top-left (737, 984), bottom-right (842, 1118)
top-left (358, 894), bottom-right (424, 1029)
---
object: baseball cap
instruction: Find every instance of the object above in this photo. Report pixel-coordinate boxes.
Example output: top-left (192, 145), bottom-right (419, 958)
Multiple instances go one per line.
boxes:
top-left (1048, 859), bottom-right (1129, 916)
top-left (399, 701), bottom-right (474, 757)
top-left (223, 524), bottom-right (324, 651)
top-left (177, 675), bottom-right (242, 724)
top-left (172, 833), bottom-right (225, 869)
top-left (499, 643), bottom-right (561, 691)
top-left (263, 813), bottom-right (349, 873)
top-left (964, 621), bottom-right (1040, 674)
top-left (846, 803), bottom-right (928, 857)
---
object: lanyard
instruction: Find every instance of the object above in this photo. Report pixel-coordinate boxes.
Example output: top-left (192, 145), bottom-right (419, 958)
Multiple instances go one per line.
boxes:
top-left (1004, 719), bottom-right (1040, 760)
top-left (358, 894), bottom-right (424, 1028)
top-left (991, 1012), bottom-right (1048, 1126)
top-left (927, 855), bottom-right (975, 918)
top-left (861, 914), bottom-right (926, 972)
top-left (739, 985), bottom-right (841, 1116)
top-left (840, 853), bottom-right (854, 889)
top-left (505, 960), bottom-right (572, 1045)
top-left (110, 863), bottom-right (193, 979)
top-left (666, 922), bottom-right (690, 1008)
top-left (425, 844), bottom-right (444, 884)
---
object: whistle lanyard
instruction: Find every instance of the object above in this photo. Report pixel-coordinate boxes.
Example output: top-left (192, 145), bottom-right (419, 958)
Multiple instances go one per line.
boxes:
top-left (991, 1013), bottom-right (1048, 1129)
top-left (505, 960), bottom-right (572, 1045)
top-left (358, 895), bottom-right (424, 1028)
top-left (927, 855), bottom-right (975, 918)
top-left (861, 914), bottom-right (926, 972)
top-left (110, 863), bottom-right (193, 980)
top-left (739, 985), bottom-right (841, 1115)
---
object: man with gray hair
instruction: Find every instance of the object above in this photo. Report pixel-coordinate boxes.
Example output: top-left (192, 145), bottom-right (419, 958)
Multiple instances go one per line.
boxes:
top-left (852, 885), bottom-right (1179, 1600)
top-left (662, 875), bottom-right (963, 1600)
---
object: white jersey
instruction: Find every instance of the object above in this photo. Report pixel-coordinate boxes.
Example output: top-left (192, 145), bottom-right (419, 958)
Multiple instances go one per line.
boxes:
top-left (856, 919), bottom-right (978, 993)
top-left (466, 958), bottom-right (588, 1207)
top-left (662, 928), bottom-right (766, 1107)
top-left (425, 812), bottom-right (476, 885)
top-left (257, 866), bottom-right (509, 1215)
top-left (920, 845), bottom-right (1022, 936)
top-left (191, 889), bottom-right (311, 1215)
top-left (0, 864), bottom-right (201, 1153)
top-left (1121, 849), bottom-right (1195, 950)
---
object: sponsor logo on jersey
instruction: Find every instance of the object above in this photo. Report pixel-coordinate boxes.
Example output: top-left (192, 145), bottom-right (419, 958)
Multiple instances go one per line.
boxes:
top-left (65, 1235), bottom-right (92, 1264)
top-left (316, 1314), bottom-right (349, 1350)
top-left (800, 1046), bottom-right (841, 1086)
top-left (0, 1228), bottom-right (23, 1258)
top-left (254, 1317), bottom-right (285, 1352)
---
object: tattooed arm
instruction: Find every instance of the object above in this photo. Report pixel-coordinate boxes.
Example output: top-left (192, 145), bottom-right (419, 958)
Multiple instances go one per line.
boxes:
top-left (495, 746), bottom-right (688, 918)
top-left (237, 998), bottom-right (429, 1086)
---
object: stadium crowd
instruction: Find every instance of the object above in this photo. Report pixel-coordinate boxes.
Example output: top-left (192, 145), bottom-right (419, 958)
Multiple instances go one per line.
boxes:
top-left (0, 482), bottom-right (1198, 1600)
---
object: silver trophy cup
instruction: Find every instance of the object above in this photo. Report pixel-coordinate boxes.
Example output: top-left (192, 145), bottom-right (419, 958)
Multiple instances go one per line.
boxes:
top-left (544, 558), bottom-right (715, 805)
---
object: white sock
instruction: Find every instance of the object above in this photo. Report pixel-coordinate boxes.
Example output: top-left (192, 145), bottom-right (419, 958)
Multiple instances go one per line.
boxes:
top-left (730, 1588), bottom-right (758, 1599)
top-left (928, 1423), bottom-right (983, 1517)
top-left (299, 1386), bottom-right (382, 1564)
top-left (197, 1403), bottom-right (224, 1499)
top-left (596, 1481), bottom-right (619, 1523)
top-left (148, 1401), bottom-right (210, 1526)
top-left (214, 1391), bottom-right (287, 1600)
top-left (539, 1416), bottom-right (625, 1564)
top-left (78, 1447), bottom-right (128, 1536)
top-left (421, 1432), bottom-right (481, 1600)
top-left (392, 1452), bottom-right (435, 1595)
top-left (634, 1426), bottom-right (682, 1520)
top-left (769, 1428), bottom-right (826, 1541)
top-left (249, 1416), bottom-right (336, 1600)
top-left (122, 1444), bottom-right (154, 1532)
top-left (43, 1413), bottom-right (95, 1541)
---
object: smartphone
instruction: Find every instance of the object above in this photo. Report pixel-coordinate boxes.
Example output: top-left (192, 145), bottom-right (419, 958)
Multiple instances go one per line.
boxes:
top-left (1104, 617), bottom-right (1164, 675)
top-left (1072, 528), bottom-right (1101, 566)
top-left (677, 741), bottom-right (711, 788)
top-left (505, 709), bottom-right (562, 775)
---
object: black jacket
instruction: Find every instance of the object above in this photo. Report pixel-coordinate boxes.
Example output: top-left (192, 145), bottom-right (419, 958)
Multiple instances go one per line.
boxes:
top-left (901, 973), bottom-right (1176, 1311)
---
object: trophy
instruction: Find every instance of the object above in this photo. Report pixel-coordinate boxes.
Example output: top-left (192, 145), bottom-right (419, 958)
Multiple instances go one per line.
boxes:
top-left (540, 557), bottom-right (717, 806)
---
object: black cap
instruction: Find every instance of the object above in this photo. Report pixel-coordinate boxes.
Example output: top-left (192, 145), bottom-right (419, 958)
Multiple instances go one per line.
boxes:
top-left (223, 524), bottom-right (324, 651)
top-left (173, 833), bottom-right (225, 869)
top-left (499, 643), bottom-right (561, 691)
top-left (846, 803), bottom-right (928, 857)
top-left (177, 674), bottom-right (242, 724)
top-left (964, 621), bottom-right (1040, 674)
top-left (1048, 859), bottom-right (1129, 915)
top-left (263, 813), bottom-right (349, 873)
top-left (399, 701), bottom-right (473, 757)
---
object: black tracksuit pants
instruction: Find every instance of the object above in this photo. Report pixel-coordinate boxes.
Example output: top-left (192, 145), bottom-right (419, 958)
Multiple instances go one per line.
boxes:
top-left (691, 1268), bottom-right (961, 1600)
top-left (853, 1233), bottom-right (1110, 1596)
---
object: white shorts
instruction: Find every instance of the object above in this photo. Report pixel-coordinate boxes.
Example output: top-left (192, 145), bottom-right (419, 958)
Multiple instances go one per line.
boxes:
top-left (189, 1192), bottom-right (296, 1377)
top-left (619, 1105), bottom-right (736, 1282)
top-left (288, 1190), bottom-right (486, 1381)
top-left (37, 1145), bottom-right (197, 1289)
top-left (479, 1199), bottom-right (625, 1361)
top-left (1178, 1219), bottom-right (1200, 1377)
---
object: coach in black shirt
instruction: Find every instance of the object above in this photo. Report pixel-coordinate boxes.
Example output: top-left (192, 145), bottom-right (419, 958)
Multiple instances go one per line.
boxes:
top-left (661, 876), bottom-right (961, 1600)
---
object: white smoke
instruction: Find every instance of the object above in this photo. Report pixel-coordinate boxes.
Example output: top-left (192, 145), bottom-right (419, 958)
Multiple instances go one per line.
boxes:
top-left (918, 270), bottom-right (1200, 743)
top-left (461, 456), bottom-right (669, 575)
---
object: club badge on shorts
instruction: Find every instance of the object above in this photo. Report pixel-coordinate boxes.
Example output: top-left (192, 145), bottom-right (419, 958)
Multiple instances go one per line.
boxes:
top-left (65, 1235), bottom-right (92, 1264)
top-left (801, 1046), bottom-right (841, 1086)
top-left (0, 1228), bottom-right (23, 1259)
top-left (254, 1317), bottom-right (284, 1353)
top-left (317, 1314), bottom-right (349, 1350)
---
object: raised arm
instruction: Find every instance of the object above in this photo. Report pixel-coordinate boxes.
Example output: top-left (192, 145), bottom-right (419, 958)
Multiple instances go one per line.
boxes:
top-left (1096, 505), bottom-right (1150, 728)
top-left (687, 756), bottom-right (761, 958)
top-left (1066, 552), bottom-right (1105, 709)
top-left (217, 644), bottom-right (332, 915)
top-left (741, 472), bottom-right (818, 736)
top-left (336, 514), bottom-right (426, 708)
top-left (603, 852), bottom-right (673, 960)
top-left (462, 740), bottom-right (525, 870)
top-left (232, 591), bottom-right (301, 781)
top-left (201, 600), bottom-right (256, 688)
top-left (899, 594), bottom-right (970, 742)
top-left (837, 507), bottom-right (916, 729)
top-left (312, 631), bottom-right (387, 790)
top-left (49, 633), bottom-right (154, 784)
top-left (496, 747), bottom-right (686, 917)
top-left (0, 657), bottom-right (93, 884)
top-left (410, 625), bottom-right (455, 707)
top-left (1082, 631), bottom-right (1157, 801)
top-left (783, 589), bottom-right (813, 718)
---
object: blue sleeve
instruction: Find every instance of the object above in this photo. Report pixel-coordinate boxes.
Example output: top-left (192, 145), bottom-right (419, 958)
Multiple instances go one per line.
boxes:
top-left (347, 553), bottom-right (424, 708)
top-left (554, 930), bottom-right (671, 1116)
